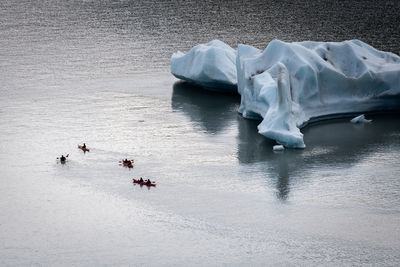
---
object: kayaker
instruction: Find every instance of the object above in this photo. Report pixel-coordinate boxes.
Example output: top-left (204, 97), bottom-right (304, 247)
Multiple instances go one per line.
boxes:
top-left (60, 155), bottom-right (66, 162)
top-left (123, 158), bottom-right (129, 164)
top-left (82, 143), bottom-right (86, 149)
top-left (139, 177), bottom-right (144, 183)
top-left (146, 179), bottom-right (151, 185)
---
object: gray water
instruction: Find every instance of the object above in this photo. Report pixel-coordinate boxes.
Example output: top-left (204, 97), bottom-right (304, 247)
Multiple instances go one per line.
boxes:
top-left (1, 0), bottom-right (400, 266)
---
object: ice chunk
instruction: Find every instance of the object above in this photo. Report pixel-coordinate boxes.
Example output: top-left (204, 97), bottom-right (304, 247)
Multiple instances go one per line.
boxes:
top-left (254, 63), bottom-right (305, 148)
top-left (171, 39), bottom-right (400, 148)
top-left (171, 40), bottom-right (237, 92)
top-left (350, 114), bottom-right (372, 123)
top-left (273, 145), bottom-right (285, 151)
top-left (237, 40), bottom-right (400, 148)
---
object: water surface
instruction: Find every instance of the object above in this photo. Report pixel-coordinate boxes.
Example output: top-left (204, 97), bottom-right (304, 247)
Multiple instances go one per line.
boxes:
top-left (1, 0), bottom-right (399, 265)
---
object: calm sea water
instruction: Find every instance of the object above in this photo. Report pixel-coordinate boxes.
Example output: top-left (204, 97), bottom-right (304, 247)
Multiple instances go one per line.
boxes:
top-left (1, 0), bottom-right (399, 266)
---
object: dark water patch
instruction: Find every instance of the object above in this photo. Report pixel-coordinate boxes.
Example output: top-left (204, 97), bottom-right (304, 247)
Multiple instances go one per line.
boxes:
top-left (1, 0), bottom-right (398, 86)
top-left (171, 81), bottom-right (240, 134)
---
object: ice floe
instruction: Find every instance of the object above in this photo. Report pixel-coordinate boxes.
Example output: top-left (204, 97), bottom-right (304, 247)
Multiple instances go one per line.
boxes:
top-left (273, 145), bottom-right (285, 151)
top-left (171, 39), bottom-right (400, 148)
top-left (350, 114), bottom-right (372, 123)
top-left (170, 40), bottom-right (237, 92)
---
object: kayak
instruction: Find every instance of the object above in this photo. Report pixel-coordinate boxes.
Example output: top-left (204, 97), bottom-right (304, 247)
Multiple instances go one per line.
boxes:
top-left (133, 179), bottom-right (156, 187)
top-left (57, 154), bottom-right (69, 163)
top-left (78, 145), bottom-right (90, 152)
top-left (123, 162), bottom-right (133, 168)
top-left (121, 160), bottom-right (134, 168)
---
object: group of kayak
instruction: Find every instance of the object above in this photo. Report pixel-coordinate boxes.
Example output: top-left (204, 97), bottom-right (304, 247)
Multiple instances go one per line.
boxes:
top-left (59, 143), bottom-right (87, 162)
top-left (58, 143), bottom-right (156, 187)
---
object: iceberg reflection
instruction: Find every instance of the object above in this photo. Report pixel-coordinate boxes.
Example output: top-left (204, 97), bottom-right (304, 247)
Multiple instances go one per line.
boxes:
top-left (171, 81), bottom-right (400, 201)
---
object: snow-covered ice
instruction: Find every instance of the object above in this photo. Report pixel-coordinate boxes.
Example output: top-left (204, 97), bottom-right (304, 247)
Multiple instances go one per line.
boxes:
top-left (350, 114), bottom-right (372, 123)
top-left (171, 39), bottom-right (400, 148)
top-left (170, 40), bottom-right (237, 92)
top-left (237, 39), bottom-right (400, 147)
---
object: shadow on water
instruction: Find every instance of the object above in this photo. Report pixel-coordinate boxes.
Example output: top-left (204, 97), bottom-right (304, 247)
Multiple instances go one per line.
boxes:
top-left (237, 113), bottom-right (400, 163)
top-left (171, 81), bottom-right (240, 134)
top-left (171, 81), bottom-right (400, 201)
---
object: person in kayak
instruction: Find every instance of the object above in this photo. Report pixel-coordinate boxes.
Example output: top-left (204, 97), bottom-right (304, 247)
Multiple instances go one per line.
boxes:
top-left (146, 179), bottom-right (152, 185)
top-left (139, 177), bottom-right (144, 183)
top-left (60, 155), bottom-right (66, 162)
top-left (82, 143), bottom-right (86, 149)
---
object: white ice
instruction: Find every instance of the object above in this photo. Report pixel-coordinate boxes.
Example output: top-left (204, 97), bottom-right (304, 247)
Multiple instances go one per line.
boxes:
top-left (171, 39), bottom-right (400, 148)
top-left (237, 39), bottom-right (400, 147)
top-left (273, 145), bottom-right (285, 151)
top-left (170, 40), bottom-right (237, 92)
top-left (350, 114), bottom-right (372, 123)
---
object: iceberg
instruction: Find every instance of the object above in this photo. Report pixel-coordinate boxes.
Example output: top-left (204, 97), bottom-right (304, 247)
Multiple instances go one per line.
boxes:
top-left (170, 40), bottom-right (237, 92)
top-left (171, 39), bottom-right (400, 148)
top-left (237, 39), bottom-right (400, 148)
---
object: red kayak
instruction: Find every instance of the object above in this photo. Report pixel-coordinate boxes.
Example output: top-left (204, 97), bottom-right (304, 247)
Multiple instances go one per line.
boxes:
top-left (121, 160), bottom-right (134, 168)
top-left (78, 145), bottom-right (90, 152)
top-left (133, 179), bottom-right (156, 187)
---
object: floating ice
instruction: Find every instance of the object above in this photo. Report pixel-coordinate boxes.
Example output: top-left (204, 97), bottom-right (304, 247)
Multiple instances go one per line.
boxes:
top-left (237, 40), bottom-right (400, 148)
top-left (170, 40), bottom-right (237, 92)
top-left (273, 145), bottom-right (285, 151)
top-left (171, 39), bottom-right (400, 148)
top-left (350, 114), bottom-right (372, 123)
